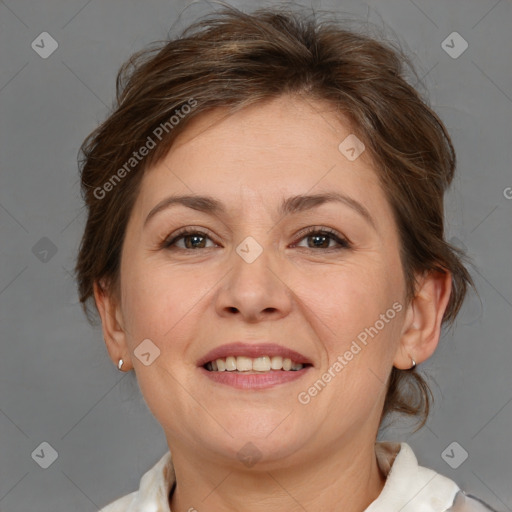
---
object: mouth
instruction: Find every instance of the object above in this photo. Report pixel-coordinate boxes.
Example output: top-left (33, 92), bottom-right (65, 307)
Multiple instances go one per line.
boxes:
top-left (198, 342), bottom-right (313, 389)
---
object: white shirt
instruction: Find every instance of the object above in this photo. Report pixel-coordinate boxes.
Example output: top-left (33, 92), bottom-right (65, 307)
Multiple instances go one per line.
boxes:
top-left (99, 442), bottom-right (496, 511)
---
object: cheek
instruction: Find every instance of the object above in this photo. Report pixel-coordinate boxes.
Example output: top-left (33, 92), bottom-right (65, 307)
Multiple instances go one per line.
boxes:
top-left (306, 265), bottom-right (404, 415)
top-left (120, 255), bottom-right (212, 347)
top-left (315, 262), bottom-right (399, 335)
top-left (303, 254), bottom-right (405, 382)
top-left (119, 256), bottom-right (173, 340)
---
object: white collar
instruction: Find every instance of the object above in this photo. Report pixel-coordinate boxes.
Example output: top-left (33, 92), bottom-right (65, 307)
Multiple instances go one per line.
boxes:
top-left (364, 442), bottom-right (459, 511)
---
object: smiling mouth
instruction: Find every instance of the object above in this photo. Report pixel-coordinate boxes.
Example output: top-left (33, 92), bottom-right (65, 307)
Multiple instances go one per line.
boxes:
top-left (204, 355), bottom-right (311, 373)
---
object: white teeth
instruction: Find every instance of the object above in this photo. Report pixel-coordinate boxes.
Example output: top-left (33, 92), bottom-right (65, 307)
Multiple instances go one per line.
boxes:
top-left (205, 355), bottom-right (305, 372)
top-left (225, 356), bottom-right (237, 371)
top-left (236, 356), bottom-right (253, 371)
top-left (252, 356), bottom-right (271, 372)
top-left (271, 356), bottom-right (283, 370)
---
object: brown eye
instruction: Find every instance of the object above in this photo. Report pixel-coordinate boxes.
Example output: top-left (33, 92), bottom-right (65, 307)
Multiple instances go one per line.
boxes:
top-left (163, 230), bottom-right (216, 250)
top-left (293, 228), bottom-right (351, 250)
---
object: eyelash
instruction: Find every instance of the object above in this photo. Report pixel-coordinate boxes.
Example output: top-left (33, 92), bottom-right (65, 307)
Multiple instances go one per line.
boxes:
top-left (161, 226), bottom-right (351, 251)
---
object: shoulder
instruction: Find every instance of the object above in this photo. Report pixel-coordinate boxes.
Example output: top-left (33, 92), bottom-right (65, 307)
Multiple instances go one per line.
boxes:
top-left (98, 451), bottom-right (175, 511)
top-left (367, 442), bottom-right (497, 512)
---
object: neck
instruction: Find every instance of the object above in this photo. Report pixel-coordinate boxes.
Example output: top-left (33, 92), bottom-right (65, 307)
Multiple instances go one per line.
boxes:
top-left (169, 438), bottom-right (387, 512)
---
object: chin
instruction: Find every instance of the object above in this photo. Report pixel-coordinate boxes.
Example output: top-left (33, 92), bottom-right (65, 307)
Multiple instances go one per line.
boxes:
top-left (198, 417), bottom-right (312, 466)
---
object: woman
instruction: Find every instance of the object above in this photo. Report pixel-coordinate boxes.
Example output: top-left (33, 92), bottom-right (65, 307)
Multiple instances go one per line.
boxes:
top-left (74, 5), bottom-right (497, 511)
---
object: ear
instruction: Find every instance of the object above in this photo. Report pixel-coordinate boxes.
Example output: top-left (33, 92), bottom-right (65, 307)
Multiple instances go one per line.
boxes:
top-left (93, 279), bottom-right (132, 370)
top-left (393, 269), bottom-right (452, 369)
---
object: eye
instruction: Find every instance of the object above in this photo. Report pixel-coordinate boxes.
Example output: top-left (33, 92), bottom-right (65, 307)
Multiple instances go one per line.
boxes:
top-left (161, 226), bottom-right (351, 251)
top-left (292, 227), bottom-right (351, 250)
top-left (162, 228), bottom-right (218, 250)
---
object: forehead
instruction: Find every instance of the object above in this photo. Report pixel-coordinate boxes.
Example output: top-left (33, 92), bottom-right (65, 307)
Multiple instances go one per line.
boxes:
top-left (134, 95), bottom-right (390, 225)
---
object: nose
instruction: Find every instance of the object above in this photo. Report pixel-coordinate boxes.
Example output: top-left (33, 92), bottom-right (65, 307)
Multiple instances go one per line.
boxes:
top-left (214, 240), bottom-right (293, 323)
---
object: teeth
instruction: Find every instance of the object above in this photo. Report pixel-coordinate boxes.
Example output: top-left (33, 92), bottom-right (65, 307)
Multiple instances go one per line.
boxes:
top-left (271, 356), bottom-right (283, 370)
top-left (225, 356), bottom-right (237, 371)
top-left (205, 355), bottom-right (305, 372)
top-left (236, 356), bottom-right (253, 371)
top-left (252, 356), bottom-right (271, 372)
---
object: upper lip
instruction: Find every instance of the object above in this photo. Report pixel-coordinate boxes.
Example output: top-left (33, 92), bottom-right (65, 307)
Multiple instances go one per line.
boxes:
top-left (197, 342), bottom-right (313, 367)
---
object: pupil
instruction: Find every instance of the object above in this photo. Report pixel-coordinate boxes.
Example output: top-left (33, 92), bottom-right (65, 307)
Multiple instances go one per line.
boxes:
top-left (186, 235), bottom-right (205, 249)
top-left (310, 235), bottom-right (327, 248)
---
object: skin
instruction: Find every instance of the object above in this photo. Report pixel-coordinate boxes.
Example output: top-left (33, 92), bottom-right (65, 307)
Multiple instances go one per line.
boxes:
top-left (95, 94), bottom-right (452, 512)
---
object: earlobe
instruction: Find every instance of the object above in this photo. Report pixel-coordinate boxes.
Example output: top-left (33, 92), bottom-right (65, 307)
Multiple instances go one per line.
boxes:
top-left (93, 279), bottom-right (131, 369)
top-left (394, 270), bottom-right (452, 370)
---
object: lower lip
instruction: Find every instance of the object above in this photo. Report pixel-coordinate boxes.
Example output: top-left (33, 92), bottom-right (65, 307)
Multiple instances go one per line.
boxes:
top-left (199, 366), bottom-right (311, 390)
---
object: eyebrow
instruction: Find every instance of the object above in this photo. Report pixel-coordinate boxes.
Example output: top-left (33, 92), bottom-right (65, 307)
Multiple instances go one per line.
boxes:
top-left (144, 192), bottom-right (376, 230)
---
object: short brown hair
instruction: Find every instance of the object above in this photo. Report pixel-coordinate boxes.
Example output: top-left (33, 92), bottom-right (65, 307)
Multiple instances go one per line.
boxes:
top-left (75, 4), bottom-right (474, 427)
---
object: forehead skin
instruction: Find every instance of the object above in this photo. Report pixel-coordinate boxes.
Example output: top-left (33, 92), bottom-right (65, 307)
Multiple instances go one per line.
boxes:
top-left (128, 95), bottom-right (398, 252)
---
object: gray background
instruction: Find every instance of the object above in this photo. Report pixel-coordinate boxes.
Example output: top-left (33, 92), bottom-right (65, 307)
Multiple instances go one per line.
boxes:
top-left (0, 0), bottom-right (511, 510)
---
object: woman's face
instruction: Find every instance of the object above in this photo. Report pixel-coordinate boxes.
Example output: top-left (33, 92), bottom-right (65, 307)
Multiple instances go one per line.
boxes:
top-left (113, 95), bottom-right (410, 466)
